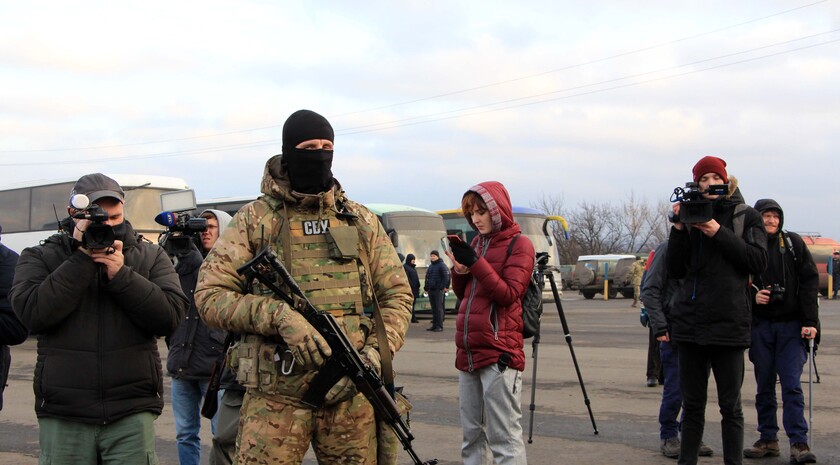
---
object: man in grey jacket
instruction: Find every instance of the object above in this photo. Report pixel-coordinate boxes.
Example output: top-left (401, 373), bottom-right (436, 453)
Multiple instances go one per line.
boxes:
top-left (11, 173), bottom-right (188, 465)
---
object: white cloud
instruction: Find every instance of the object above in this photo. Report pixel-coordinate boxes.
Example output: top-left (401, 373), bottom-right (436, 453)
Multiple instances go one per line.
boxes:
top-left (1, 0), bottom-right (839, 237)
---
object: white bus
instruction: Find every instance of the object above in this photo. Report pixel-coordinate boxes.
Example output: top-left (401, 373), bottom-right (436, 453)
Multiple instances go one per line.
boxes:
top-left (0, 174), bottom-right (190, 254)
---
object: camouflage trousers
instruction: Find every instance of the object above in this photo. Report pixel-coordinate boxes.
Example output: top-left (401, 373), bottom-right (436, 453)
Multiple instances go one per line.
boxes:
top-left (235, 389), bottom-right (377, 465)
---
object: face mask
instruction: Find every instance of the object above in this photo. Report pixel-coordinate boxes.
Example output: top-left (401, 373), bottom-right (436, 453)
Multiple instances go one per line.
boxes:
top-left (283, 148), bottom-right (334, 194)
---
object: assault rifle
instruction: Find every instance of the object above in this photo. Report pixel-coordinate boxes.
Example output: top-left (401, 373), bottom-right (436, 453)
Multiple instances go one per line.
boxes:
top-left (236, 247), bottom-right (437, 465)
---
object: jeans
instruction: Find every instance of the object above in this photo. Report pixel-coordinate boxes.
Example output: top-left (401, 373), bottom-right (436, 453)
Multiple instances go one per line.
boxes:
top-left (171, 378), bottom-right (218, 465)
top-left (429, 289), bottom-right (445, 329)
top-left (659, 340), bottom-right (682, 439)
top-left (749, 318), bottom-right (809, 444)
top-left (459, 364), bottom-right (527, 465)
top-left (677, 342), bottom-right (745, 465)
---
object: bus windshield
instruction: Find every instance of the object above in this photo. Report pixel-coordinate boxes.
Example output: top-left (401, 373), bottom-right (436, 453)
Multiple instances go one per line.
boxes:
top-left (383, 215), bottom-right (449, 268)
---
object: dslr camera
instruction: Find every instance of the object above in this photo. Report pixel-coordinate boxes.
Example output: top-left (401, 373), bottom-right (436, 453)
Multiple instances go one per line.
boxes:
top-left (670, 182), bottom-right (729, 224)
top-left (70, 194), bottom-right (115, 250)
top-left (156, 189), bottom-right (207, 257)
top-left (768, 284), bottom-right (786, 303)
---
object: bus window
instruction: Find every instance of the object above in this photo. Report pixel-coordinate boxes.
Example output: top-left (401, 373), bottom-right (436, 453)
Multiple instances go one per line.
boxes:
top-left (0, 188), bottom-right (30, 233)
top-left (0, 175), bottom-right (189, 254)
top-left (31, 182), bottom-right (74, 230)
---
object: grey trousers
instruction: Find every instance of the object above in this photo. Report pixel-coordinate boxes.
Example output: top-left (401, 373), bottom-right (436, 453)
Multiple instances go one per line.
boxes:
top-left (459, 363), bottom-right (527, 465)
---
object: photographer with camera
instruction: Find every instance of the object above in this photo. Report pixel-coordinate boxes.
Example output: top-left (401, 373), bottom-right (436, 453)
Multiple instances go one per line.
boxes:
top-left (164, 208), bottom-right (232, 465)
top-left (10, 173), bottom-right (188, 465)
top-left (743, 199), bottom-right (819, 464)
top-left (667, 156), bottom-right (767, 465)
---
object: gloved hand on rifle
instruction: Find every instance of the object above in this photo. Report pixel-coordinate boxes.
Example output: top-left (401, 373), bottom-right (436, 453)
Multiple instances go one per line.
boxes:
top-left (450, 240), bottom-right (478, 267)
top-left (275, 305), bottom-right (332, 369)
top-left (324, 346), bottom-right (381, 405)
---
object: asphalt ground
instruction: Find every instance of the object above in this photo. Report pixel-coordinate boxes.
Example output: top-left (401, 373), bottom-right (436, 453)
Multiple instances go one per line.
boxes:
top-left (2, 294), bottom-right (838, 465)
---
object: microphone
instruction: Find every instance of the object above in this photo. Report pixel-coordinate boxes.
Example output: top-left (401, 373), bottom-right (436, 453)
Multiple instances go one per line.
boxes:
top-left (154, 211), bottom-right (178, 227)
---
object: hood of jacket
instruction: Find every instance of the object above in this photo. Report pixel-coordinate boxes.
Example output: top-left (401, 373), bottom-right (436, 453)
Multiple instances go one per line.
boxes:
top-left (199, 209), bottom-right (233, 238)
top-left (753, 198), bottom-right (784, 234)
top-left (260, 154), bottom-right (347, 211)
top-left (464, 181), bottom-right (517, 237)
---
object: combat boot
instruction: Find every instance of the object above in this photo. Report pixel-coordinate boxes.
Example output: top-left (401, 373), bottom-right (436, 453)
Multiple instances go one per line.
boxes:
top-left (789, 443), bottom-right (816, 464)
top-left (743, 438), bottom-right (780, 458)
top-left (660, 437), bottom-right (680, 458)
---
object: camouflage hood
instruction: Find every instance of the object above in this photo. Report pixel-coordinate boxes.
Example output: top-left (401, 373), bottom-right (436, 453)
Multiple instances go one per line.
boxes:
top-left (260, 154), bottom-right (348, 212)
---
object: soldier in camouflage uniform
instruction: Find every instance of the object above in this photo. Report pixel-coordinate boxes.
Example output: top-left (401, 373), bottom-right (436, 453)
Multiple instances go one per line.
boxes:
top-left (195, 109), bottom-right (412, 465)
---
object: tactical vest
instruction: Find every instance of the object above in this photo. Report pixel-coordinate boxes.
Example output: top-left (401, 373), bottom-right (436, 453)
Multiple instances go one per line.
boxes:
top-left (282, 205), bottom-right (367, 315)
top-left (228, 199), bottom-right (373, 403)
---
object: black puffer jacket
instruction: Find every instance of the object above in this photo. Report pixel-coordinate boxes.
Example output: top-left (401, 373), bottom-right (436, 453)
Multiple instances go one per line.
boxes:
top-left (751, 199), bottom-right (819, 327)
top-left (667, 183), bottom-right (767, 347)
top-left (1, 243), bottom-right (28, 411)
top-left (10, 220), bottom-right (188, 423)
top-left (166, 244), bottom-right (226, 379)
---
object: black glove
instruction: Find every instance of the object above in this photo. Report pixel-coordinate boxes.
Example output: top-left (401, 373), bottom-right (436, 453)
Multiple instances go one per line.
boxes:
top-left (450, 240), bottom-right (478, 267)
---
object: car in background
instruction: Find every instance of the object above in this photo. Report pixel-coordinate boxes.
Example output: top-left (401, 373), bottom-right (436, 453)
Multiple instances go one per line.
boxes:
top-left (573, 254), bottom-right (637, 299)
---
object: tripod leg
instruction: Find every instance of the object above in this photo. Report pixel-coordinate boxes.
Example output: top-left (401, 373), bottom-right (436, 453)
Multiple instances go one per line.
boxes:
top-left (546, 271), bottom-right (599, 435)
top-left (527, 339), bottom-right (539, 443)
top-left (809, 338), bottom-right (814, 446)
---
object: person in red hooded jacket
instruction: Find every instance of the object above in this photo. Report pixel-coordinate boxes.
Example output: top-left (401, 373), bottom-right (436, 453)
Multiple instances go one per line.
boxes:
top-left (446, 181), bottom-right (534, 465)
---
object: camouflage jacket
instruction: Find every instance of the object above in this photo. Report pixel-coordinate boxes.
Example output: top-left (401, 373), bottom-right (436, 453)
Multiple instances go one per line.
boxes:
top-left (195, 155), bottom-right (412, 356)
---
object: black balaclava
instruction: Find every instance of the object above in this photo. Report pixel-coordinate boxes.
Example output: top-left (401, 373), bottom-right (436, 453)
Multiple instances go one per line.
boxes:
top-left (281, 109), bottom-right (335, 195)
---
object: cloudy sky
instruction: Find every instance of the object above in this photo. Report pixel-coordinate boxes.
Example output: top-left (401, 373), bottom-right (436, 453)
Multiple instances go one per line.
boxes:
top-left (1, 1), bottom-right (839, 237)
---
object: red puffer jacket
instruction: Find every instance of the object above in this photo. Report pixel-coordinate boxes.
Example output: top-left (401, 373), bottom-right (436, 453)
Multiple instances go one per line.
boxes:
top-left (452, 182), bottom-right (535, 373)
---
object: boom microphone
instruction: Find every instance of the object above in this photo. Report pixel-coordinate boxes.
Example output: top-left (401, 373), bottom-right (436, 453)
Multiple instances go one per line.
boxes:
top-left (154, 211), bottom-right (178, 227)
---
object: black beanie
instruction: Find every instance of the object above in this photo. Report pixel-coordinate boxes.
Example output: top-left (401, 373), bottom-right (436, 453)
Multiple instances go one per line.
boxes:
top-left (282, 110), bottom-right (334, 153)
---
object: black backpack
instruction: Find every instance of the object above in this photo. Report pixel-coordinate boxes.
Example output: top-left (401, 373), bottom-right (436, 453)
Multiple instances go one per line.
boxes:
top-left (506, 235), bottom-right (543, 339)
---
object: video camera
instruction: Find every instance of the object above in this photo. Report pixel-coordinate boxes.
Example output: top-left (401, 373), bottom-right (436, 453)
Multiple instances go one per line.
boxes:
top-left (70, 194), bottom-right (116, 250)
top-left (156, 189), bottom-right (207, 257)
top-left (670, 182), bottom-right (729, 224)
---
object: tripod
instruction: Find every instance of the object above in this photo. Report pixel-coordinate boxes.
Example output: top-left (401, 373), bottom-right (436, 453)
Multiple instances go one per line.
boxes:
top-left (528, 257), bottom-right (598, 442)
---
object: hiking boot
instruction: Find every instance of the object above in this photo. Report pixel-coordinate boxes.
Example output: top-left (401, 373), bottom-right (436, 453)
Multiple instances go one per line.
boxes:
top-left (744, 439), bottom-right (780, 458)
top-left (789, 443), bottom-right (816, 464)
top-left (661, 437), bottom-right (680, 458)
top-left (699, 442), bottom-right (714, 457)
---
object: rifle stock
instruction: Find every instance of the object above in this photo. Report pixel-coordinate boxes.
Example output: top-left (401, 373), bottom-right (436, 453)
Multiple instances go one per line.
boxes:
top-left (236, 248), bottom-right (437, 465)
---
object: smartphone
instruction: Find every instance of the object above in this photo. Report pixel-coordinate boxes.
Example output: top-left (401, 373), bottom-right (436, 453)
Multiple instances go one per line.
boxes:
top-left (447, 234), bottom-right (464, 245)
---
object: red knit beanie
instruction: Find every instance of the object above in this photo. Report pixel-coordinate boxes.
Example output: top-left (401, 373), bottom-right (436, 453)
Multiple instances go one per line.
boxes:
top-left (692, 156), bottom-right (728, 183)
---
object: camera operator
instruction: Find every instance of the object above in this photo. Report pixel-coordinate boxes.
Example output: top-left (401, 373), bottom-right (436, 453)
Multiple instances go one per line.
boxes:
top-left (743, 199), bottom-right (818, 464)
top-left (165, 208), bottom-right (232, 465)
top-left (667, 156), bottom-right (767, 465)
top-left (10, 173), bottom-right (188, 465)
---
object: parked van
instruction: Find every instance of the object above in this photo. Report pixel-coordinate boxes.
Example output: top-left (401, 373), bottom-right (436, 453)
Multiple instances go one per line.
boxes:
top-left (573, 254), bottom-right (637, 299)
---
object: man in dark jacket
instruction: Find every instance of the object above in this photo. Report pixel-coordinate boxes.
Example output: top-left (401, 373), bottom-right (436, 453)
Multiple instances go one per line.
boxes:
top-left (644, 241), bottom-right (713, 458)
top-left (166, 209), bottom-right (232, 465)
top-left (743, 199), bottom-right (819, 464)
top-left (1, 225), bottom-right (28, 412)
top-left (10, 173), bottom-right (188, 465)
top-left (830, 251), bottom-right (840, 299)
top-left (424, 250), bottom-right (450, 331)
top-left (403, 253), bottom-right (421, 323)
top-left (667, 156), bottom-right (767, 465)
